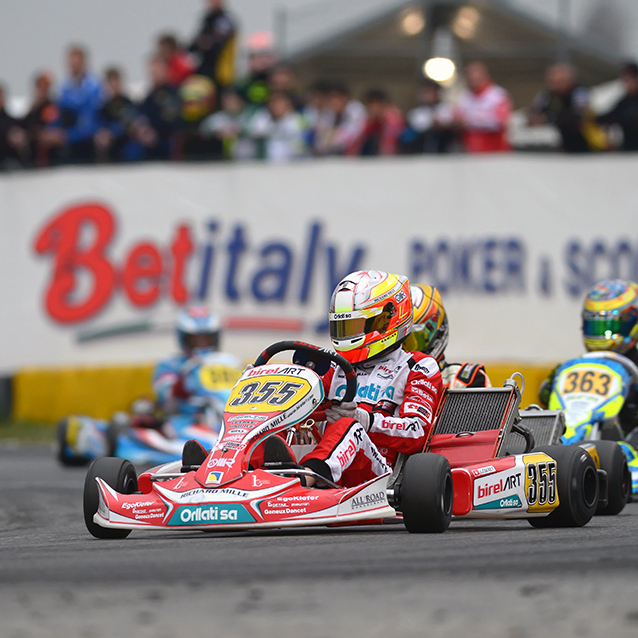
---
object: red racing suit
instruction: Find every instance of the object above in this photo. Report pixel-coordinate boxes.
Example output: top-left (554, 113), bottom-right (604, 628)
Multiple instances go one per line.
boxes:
top-left (301, 347), bottom-right (442, 487)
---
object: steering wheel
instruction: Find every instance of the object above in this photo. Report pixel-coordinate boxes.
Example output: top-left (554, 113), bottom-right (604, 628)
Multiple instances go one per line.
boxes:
top-left (253, 340), bottom-right (357, 403)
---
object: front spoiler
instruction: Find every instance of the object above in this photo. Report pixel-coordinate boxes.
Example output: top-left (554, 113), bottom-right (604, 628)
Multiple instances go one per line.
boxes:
top-left (94, 472), bottom-right (395, 532)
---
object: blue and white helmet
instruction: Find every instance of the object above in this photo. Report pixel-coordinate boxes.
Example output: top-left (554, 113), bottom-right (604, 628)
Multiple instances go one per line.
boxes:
top-left (176, 306), bottom-right (221, 355)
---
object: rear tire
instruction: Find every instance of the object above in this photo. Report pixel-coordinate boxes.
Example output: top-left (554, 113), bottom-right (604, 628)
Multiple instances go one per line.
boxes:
top-left (400, 453), bottom-right (453, 533)
top-left (83, 457), bottom-right (138, 539)
top-left (594, 440), bottom-right (630, 515)
top-left (601, 420), bottom-right (624, 442)
top-left (528, 445), bottom-right (598, 528)
top-left (56, 418), bottom-right (90, 467)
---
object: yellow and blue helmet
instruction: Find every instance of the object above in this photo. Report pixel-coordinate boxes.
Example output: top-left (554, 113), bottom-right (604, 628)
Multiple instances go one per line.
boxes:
top-left (582, 280), bottom-right (638, 354)
top-left (403, 284), bottom-right (449, 361)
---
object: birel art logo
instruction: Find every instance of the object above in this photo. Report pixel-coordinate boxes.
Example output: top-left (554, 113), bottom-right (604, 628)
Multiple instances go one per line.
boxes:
top-left (169, 504), bottom-right (255, 525)
top-left (474, 472), bottom-right (523, 510)
top-left (32, 202), bottom-right (365, 326)
top-left (476, 472), bottom-right (521, 500)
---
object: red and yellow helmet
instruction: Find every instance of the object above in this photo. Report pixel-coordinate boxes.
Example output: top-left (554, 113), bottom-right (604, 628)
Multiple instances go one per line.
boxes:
top-left (402, 284), bottom-right (449, 361)
top-left (582, 280), bottom-right (638, 354)
top-left (329, 270), bottom-right (413, 364)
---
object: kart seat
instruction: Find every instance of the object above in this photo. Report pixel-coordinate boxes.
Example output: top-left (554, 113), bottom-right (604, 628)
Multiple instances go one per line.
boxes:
top-left (501, 407), bottom-right (565, 454)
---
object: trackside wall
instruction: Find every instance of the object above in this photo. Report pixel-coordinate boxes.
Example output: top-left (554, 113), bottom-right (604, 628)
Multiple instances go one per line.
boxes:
top-left (2, 155), bottom-right (633, 421)
top-left (11, 362), bottom-right (554, 423)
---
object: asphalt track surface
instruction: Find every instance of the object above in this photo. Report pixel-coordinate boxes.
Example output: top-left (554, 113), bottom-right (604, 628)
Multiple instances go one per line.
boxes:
top-left (3, 445), bottom-right (638, 638)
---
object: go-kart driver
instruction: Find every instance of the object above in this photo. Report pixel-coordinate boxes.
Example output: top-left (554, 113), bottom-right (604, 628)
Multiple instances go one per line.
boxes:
top-left (153, 305), bottom-right (240, 415)
top-left (539, 279), bottom-right (638, 435)
top-left (298, 270), bottom-right (444, 487)
top-left (403, 284), bottom-right (491, 389)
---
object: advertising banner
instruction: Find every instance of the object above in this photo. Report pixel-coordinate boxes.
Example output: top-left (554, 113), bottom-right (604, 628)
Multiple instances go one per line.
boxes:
top-left (1, 155), bottom-right (635, 374)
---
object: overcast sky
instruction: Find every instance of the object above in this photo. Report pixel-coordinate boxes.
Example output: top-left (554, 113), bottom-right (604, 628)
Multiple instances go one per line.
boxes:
top-left (1, 0), bottom-right (635, 106)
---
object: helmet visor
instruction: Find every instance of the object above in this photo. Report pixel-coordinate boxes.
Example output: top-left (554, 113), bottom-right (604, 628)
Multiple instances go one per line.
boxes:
top-left (583, 315), bottom-right (637, 338)
top-left (183, 332), bottom-right (218, 351)
top-left (330, 316), bottom-right (367, 339)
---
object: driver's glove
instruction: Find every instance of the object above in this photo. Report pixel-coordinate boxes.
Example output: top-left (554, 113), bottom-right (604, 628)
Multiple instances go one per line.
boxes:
top-left (325, 401), bottom-right (372, 431)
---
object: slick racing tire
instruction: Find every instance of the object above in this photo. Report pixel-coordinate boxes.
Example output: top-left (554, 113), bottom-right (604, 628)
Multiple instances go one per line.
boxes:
top-left (83, 457), bottom-right (138, 539)
top-left (528, 445), bottom-right (598, 528)
top-left (105, 421), bottom-right (120, 457)
top-left (56, 418), bottom-right (91, 467)
top-left (600, 420), bottom-right (624, 442)
top-left (400, 453), bottom-right (453, 534)
top-left (594, 440), bottom-right (630, 516)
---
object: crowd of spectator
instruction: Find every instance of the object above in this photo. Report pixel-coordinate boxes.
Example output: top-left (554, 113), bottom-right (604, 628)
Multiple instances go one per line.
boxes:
top-left (2, 0), bottom-right (638, 170)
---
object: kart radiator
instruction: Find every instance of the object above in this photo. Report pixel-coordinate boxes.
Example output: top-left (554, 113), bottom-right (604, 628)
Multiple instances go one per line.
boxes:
top-left (500, 408), bottom-right (565, 454)
top-left (429, 382), bottom-right (522, 459)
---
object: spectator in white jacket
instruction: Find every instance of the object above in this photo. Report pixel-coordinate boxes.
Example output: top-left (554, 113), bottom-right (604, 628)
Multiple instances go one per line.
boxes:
top-left (249, 91), bottom-right (309, 162)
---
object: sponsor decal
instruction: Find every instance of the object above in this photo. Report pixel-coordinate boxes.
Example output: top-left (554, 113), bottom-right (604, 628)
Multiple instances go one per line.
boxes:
top-left (134, 511), bottom-right (165, 520)
top-left (374, 400), bottom-right (396, 415)
top-left (412, 378), bottom-right (438, 394)
top-left (337, 439), bottom-right (358, 468)
top-left (228, 414), bottom-right (267, 422)
top-left (207, 471), bottom-right (223, 484)
top-left (474, 495), bottom-right (522, 510)
top-left (475, 472), bottom-right (522, 501)
top-left (252, 475), bottom-right (269, 488)
top-left (471, 465), bottom-right (496, 477)
top-left (169, 504), bottom-right (255, 525)
top-left (404, 401), bottom-right (432, 420)
top-left (379, 419), bottom-right (418, 432)
top-left (261, 497), bottom-right (316, 515)
top-left (376, 365), bottom-right (396, 380)
top-left (122, 500), bottom-right (155, 510)
top-left (357, 383), bottom-right (395, 402)
top-left (351, 490), bottom-right (386, 510)
top-left (262, 507), bottom-right (307, 516)
top-left (409, 387), bottom-right (432, 400)
top-left (221, 441), bottom-right (242, 449)
top-left (33, 206), bottom-right (365, 327)
top-left (412, 359), bottom-right (439, 377)
top-left (246, 366), bottom-right (307, 378)
top-left (175, 487), bottom-right (249, 501)
top-left (207, 457), bottom-right (235, 469)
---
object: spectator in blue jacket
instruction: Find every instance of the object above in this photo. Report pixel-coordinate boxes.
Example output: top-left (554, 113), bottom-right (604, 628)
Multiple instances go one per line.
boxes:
top-left (40, 45), bottom-right (103, 163)
top-left (132, 55), bottom-right (181, 160)
top-left (94, 67), bottom-right (137, 162)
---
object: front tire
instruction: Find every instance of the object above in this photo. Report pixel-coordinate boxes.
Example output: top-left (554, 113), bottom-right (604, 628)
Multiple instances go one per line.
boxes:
top-left (594, 440), bottom-right (630, 515)
top-left (83, 457), bottom-right (138, 539)
top-left (528, 445), bottom-right (598, 528)
top-left (400, 453), bottom-right (453, 533)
